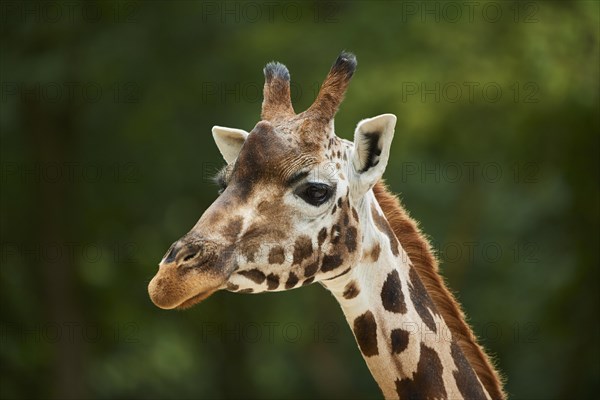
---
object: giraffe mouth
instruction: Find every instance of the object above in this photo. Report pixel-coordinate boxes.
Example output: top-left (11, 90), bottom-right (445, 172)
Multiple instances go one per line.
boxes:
top-left (175, 289), bottom-right (217, 310)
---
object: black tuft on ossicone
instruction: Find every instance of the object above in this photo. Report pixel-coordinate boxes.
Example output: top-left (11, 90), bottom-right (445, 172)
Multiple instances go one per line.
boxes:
top-left (264, 62), bottom-right (290, 82)
top-left (331, 51), bottom-right (357, 77)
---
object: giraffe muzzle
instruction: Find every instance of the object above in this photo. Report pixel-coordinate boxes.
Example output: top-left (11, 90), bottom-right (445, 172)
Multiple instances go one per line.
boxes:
top-left (148, 238), bottom-right (230, 309)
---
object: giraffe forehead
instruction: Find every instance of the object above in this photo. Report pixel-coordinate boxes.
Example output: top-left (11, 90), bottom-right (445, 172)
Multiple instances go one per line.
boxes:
top-left (233, 122), bottom-right (326, 185)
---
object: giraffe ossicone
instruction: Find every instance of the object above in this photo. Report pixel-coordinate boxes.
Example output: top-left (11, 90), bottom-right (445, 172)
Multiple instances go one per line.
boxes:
top-left (148, 52), bottom-right (505, 400)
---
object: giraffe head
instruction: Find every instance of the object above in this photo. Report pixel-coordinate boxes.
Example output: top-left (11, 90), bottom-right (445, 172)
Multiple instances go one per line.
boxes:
top-left (148, 52), bottom-right (397, 309)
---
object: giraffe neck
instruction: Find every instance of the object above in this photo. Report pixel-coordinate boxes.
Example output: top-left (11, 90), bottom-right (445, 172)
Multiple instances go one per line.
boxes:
top-left (321, 192), bottom-right (491, 400)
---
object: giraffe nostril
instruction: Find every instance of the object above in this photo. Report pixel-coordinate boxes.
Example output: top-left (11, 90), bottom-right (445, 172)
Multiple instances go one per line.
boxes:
top-left (163, 239), bottom-right (203, 265)
top-left (177, 244), bottom-right (201, 264)
top-left (183, 251), bottom-right (198, 262)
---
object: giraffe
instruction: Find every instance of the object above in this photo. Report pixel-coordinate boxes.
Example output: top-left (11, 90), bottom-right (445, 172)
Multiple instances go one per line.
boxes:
top-left (148, 52), bottom-right (505, 399)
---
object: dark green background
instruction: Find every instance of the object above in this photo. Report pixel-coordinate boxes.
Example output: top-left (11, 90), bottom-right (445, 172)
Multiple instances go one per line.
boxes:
top-left (1, 1), bottom-right (598, 399)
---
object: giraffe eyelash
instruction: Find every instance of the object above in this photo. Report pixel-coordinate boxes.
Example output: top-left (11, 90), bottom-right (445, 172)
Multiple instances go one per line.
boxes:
top-left (213, 166), bottom-right (232, 194)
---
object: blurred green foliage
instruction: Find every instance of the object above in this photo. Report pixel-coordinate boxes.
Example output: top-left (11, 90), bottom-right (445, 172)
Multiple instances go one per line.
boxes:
top-left (1, 1), bottom-right (598, 399)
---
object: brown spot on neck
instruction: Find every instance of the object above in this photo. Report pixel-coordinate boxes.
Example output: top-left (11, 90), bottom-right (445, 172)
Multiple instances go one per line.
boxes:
top-left (342, 280), bottom-right (360, 299)
top-left (370, 204), bottom-right (399, 256)
top-left (395, 343), bottom-right (447, 399)
top-left (353, 311), bottom-right (378, 357)
top-left (408, 267), bottom-right (438, 333)
top-left (361, 243), bottom-right (381, 264)
top-left (390, 329), bottom-right (409, 354)
top-left (381, 270), bottom-right (407, 314)
top-left (451, 341), bottom-right (489, 399)
top-left (371, 243), bottom-right (381, 262)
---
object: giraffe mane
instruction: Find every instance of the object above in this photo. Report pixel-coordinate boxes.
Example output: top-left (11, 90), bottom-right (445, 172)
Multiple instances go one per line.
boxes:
top-left (372, 181), bottom-right (506, 400)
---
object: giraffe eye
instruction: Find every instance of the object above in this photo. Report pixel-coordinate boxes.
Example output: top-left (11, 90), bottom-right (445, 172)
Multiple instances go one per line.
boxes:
top-left (295, 182), bottom-right (333, 206)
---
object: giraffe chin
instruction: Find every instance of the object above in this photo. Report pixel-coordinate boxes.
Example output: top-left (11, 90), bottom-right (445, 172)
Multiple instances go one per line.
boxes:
top-left (175, 289), bottom-right (217, 310)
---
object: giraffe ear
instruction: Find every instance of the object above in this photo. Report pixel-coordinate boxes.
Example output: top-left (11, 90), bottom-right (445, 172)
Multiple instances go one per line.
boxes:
top-left (212, 126), bottom-right (249, 164)
top-left (350, 114), bottom-right (397, 194)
